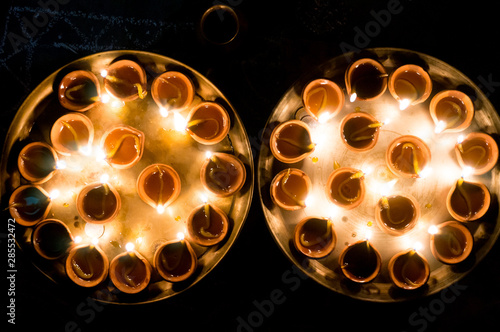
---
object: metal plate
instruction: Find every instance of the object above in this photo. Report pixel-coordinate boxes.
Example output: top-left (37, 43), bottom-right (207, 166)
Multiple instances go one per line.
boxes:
top-left (258, 48), bottom-right (500, 302)
top-left (1, 50), bottom-right (253, 304)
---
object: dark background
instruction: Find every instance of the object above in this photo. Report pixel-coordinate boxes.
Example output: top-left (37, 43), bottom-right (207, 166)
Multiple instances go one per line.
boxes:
top-left (2, 0), bottom-right (500, 331)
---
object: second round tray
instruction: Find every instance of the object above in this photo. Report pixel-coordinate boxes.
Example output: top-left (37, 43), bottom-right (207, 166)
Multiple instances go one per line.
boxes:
top-left (258, 48), bottom-right (500, 302)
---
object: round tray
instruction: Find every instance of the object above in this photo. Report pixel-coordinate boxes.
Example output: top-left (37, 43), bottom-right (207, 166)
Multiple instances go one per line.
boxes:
top-left (258, 48), bottom-right (500, 302)
top-left (1, 50), bottom-right (253, 304)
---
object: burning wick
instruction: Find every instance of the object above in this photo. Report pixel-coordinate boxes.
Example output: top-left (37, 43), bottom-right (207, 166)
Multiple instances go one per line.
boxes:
top-left (399, 98), bottom-right (412, 111)
top-left (428, 225), bottom-right (439, 235)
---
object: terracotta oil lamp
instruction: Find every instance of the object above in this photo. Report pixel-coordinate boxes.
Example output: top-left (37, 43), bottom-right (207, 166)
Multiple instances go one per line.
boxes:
top-left (446, 178), bottom-right (490, 222)
top-left (270, 120), bottom-right (315, 164)
top-left (375, 194), bottom-right (420, 236)
top-left (186, 101), bottom-right (230, 145)
top-left (9, 185), bottom-right (52, 227)
top-left (50, 113), bottom-right (94, 156)
top-left (293, 217), bottom-right (336, 258)
top-left (339, 240), bottom-right (382, 283)
top-left (388, 249), bottom-right (430, 290)
top-left (32, 219), bottom-right (74, 260)
top-left (136, 164), bottom-right (181, 212)
top-left (200, 152), bottom-right (246, 197)
top-left (455, 132), bottom-right (499, 175)
top-left (340, 111), bottom-right (382, 152)
top-left (151, 71), bottom-right (195, 112)
top-left (302, 78), bottom-right (344, 122)
top-left (101, 125), bottom-right (145, 169)
top-left (110, 249), bottom-right (152, 294)
top-left (104, 60), bottom-right (147, 102)
top-left (77, 182), bottom-right (121, 224)
top-left (154, 238), bottom-right (197, 282)
top-left (58, 70), bottom-right (100, 111)
top-left (187, 203), bottom-right (229, 246)
top-left (386, 135), bottom-right (431, 178)
top-left (66, 244), bottom-right (109, 287)
top-left (326, 167), bottom-right (365, 210)
top-left (388, 64), bottom-right (432, 110)
top-left (17, 142), bottom-right (58, 184)
top-left (430, 90), bottom-right (474, 133)
top-left (345, 58), bottom-right (388, 102)
top-left (270, 168), bottom-right (311, 211)
top-left (430, 221), bottom-right (473, 264)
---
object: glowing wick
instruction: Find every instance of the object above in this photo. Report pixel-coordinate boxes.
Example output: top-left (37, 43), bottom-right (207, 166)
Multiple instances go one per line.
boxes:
top-left (418, 167), bottom-right (433, 179)
top-left (173, 112), bottom-right (187, 132)
top-left (428, 225), bottom-right (439, 235)
top-left (156, 204), bottom-right (165, 214)
top-left (318, 112), bottom-right (331, 124)
top-left (125, 242), bottom-right (135, 252)
top-left (199, 193), bottom-right (208, 203)
top-left (413, 241), bottom-right (423, 252)
top-left (176, 232), bottom-right (185, 241)
top-left (100, 173), bottom-right (110, 184)
top-left (56, 160), bottom-right (67, 170)
top-left (74, 236), bottom-right (83, 244)
top-left (457, 135), bottom-right (465, 153)
top-left (304, 195), bottom-right (313, 207)
top-left (205, 151), bottom-right (213, 160)
top-left (159, 107), bottom-right (169, 118)
top-left (434, 120), bottom-right (447, 134)
top-left (461, 166), bottom-right (474, 180)
top-left (101, 93), bottom-right (111, 104)
top-left (364, 228), bottom-right (373, 241)
top-left (49, 189), bottom-right (60, 200)
top-left (100, 69), bottom-right (108, 78)
top-left (399, 99), bottom-right (411, 111)
top-left (79, 145), bottom-right (92, 156)
top-left (350, 92), bottom-right (357, 103)
top-left (91, 237), bottom-right (99, 246)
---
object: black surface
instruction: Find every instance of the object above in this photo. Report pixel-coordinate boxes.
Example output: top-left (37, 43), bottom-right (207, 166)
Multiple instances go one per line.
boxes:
top-left (2, 0), bottom-right (500, 331)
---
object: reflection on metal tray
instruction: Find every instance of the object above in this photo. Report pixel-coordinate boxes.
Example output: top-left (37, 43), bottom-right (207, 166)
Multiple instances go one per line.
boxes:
top-left (1, 51), bottom-right (253, 304)
top-left (258, 48), bottom-right (500, 302)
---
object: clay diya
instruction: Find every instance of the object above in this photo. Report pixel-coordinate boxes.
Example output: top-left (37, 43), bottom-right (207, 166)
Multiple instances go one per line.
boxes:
top-left (270, 120), bottom-right (315, 164)
top-left (17, 142), bottom-right (58, 183)
top-left (151, 71), bottom-right (195, 111)
top-left (200, 152), bottom-right (246, 197)
top-left (101, 125), bottom-right (144, 169)
top-left (32, 219), bottom-right (74, 260)
top-left (446, 178), bottom-right (490, 222)
top-left (9, 185), bottom-right (52, 226)
top-left (186, 102), bottom-right (230, 145)
top-left (340, 111), bottom-right (382, 152)
top-left (137, 164), bottom-right (181, 212)
top-left (302, 78), bottom-right (344, 122)
top-left (388, 64), bottom-right (432, 110)
top-left (430, 90), bottom-right (474, 133)
top-left (200, 4), bottom-right (240, 45)
top-left (375, 194), bottom-right (420, 236)
top-left (386, 135), bottom-right (431, 178)
top-left (345, 58), bottom-right (388, 102)
top-left (293, 217), bottom-right (336, 258)
top-left (154, 239), bottom-right (198, 282)
top-left (58, 70), bottom-right (100, 111)
top-left (455, 132), bottom-right (499, 175)
top-left (187, 203), bottom-right (229, 246)
top-left (339, 240), bottom-right (382, 283)
top-left (104, 60), bottom-right (147, 102)
top-left (430, 221), bottom-right (473, 264)
top-left (388, 249), bottom-right (430, 290)
top-left (66, 244), bottom-right (109, 287)
top-left (77, 182), bottom-right (121, 224)
top-left (110, 249), bottom-right (152, 294)
top-left (326, 167), bottom-right (365, 210)
top-left (270, 168), bottom-right (311, 211)
top-left (50, 113), bottom-right (94, 156)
